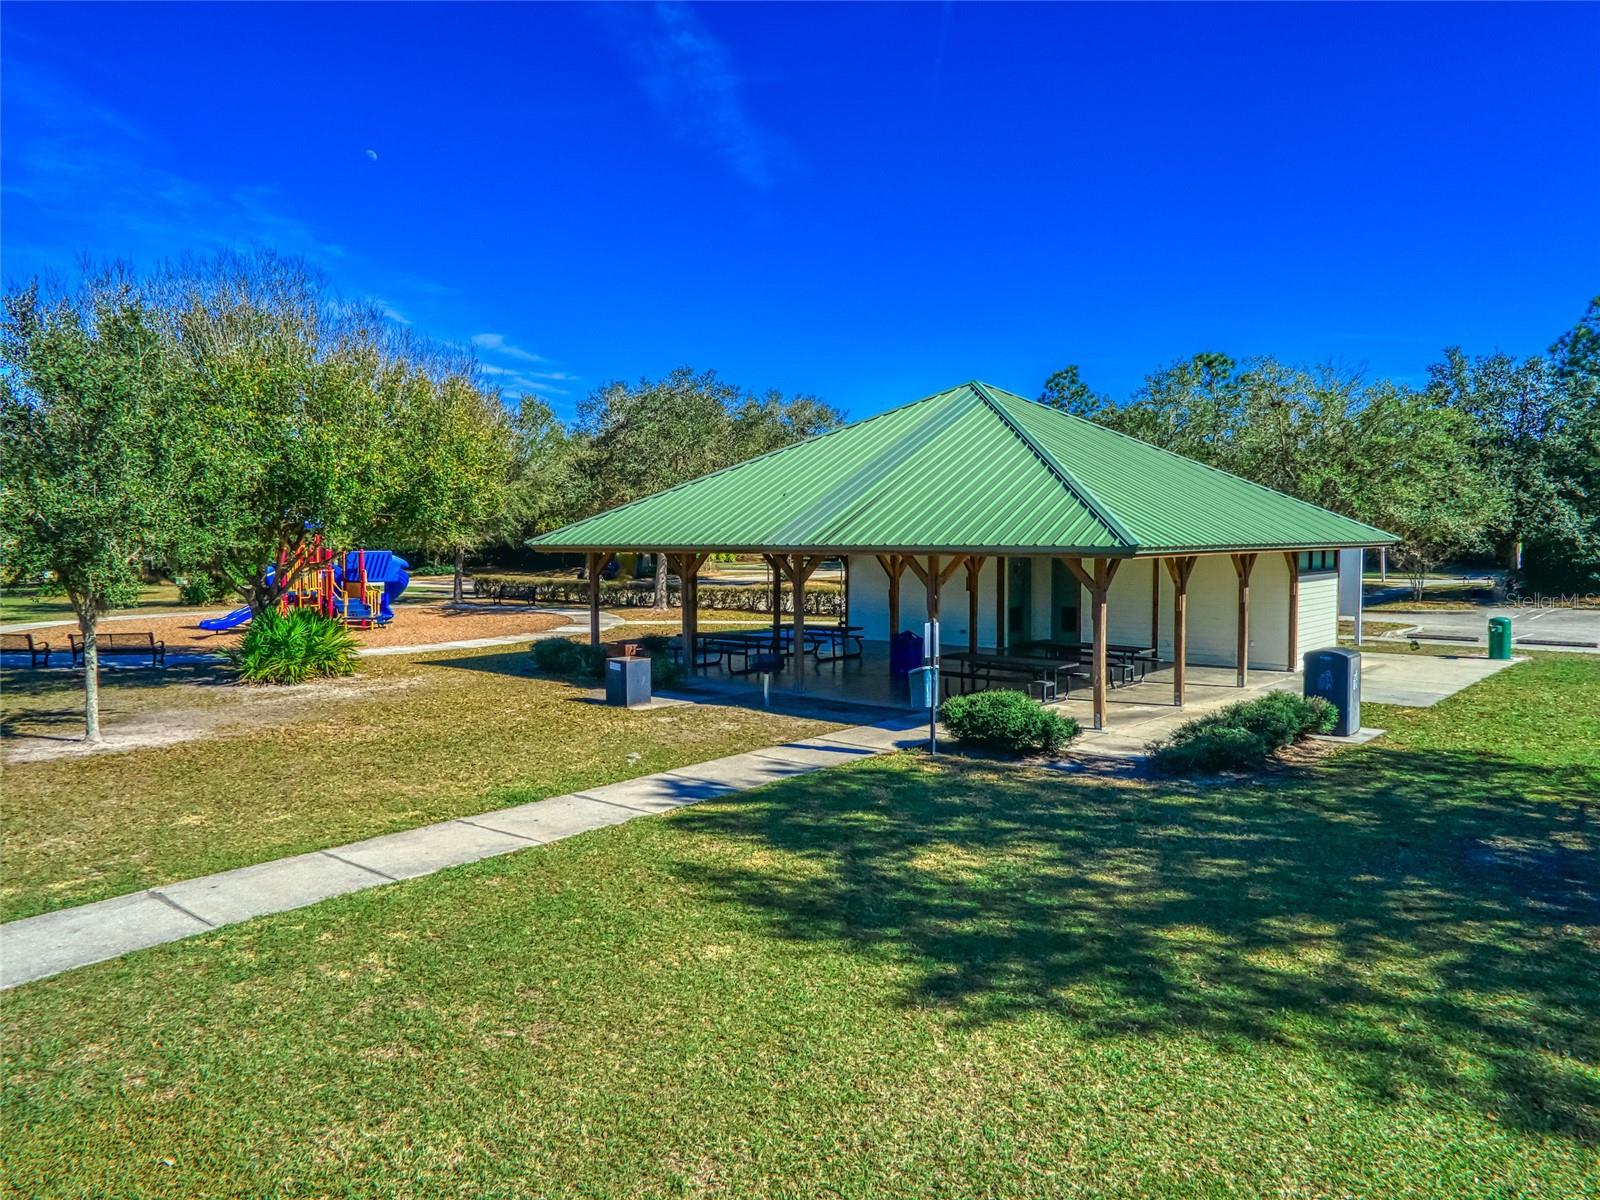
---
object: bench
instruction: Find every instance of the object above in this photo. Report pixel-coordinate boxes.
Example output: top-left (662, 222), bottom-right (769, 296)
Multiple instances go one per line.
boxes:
top-left (68, 632), bottom-right (166, 667)
top-left (0, 632), bottom-right (52, 667)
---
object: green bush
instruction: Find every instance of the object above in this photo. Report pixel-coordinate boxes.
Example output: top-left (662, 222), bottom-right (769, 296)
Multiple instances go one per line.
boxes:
top-left (1150, 726), bottom-right (1270, 774)
top-left (529, 638), bottom-right (635, 683)
top-left (232, 609), bottom-right (358, 685)
top-left (530, 637), bottom-right (582, 674)
top-left (573, 644), bottom-right (610, 680)
top-left (939, 689), bottom-right (1080, 755)
top-left (177, 573), bottom-right (233, 606)
top-left (1149, 692), bottom-right (1340, 774)
top-left (650, 655), bottom-right (684, 690)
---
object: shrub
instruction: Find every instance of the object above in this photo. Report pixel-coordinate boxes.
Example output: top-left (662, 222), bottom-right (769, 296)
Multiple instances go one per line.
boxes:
top-left (530, 637), bottom-right (582, 674)
top-left (1150, 726), bottom-right (1270, 774)
top-left (529, 638), bottom-right (627, 683)
top-left (650, 654), bottom-right (684, 689)
top-left (939, 689), bottom-right (1080, 755)
top-left (233, 609), bottom-right (358, 685)
top-left (177, 573), bottom-right (233, 606)
top-left (1148, 691), bottom-right (1340, 774)
top-left (573, 644), bottom-right (610, 680)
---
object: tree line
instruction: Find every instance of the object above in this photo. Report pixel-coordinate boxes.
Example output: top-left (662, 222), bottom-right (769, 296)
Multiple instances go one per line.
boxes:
top-left (1039, 298), bottom-right (1600, 597)
top-left (0, 254), bottom-right (838, 738)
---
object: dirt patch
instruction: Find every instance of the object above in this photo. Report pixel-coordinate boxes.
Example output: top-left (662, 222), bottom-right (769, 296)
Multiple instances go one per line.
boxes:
top-left (85, 603), bottom-right (571, 655)
top-left (3, 675), bottom-right (425, 764)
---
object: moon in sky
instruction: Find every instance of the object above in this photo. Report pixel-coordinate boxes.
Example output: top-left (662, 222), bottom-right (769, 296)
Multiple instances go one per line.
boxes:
top-left (365, 149), bottom-right (379, 162)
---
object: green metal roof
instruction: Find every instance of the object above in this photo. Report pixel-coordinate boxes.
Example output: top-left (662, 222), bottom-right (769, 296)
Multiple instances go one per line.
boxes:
top-left (531, 381), bottom-right (1397, 555)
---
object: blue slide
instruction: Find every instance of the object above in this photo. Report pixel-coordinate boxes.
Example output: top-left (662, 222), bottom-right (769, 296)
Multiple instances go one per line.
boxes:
top-left (199, 605), bottom-right (254, 632)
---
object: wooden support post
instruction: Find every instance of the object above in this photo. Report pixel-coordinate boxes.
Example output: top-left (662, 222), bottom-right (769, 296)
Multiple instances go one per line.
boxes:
top-left (876, 553), bottom-right (906, 645)
top-left (791, 555), bottom-right (806, 679)
top-left (764, 554), bottom-right (783, 645)
top-left (1150, 559), bottom-right (1160, 648)
top-left (1062, 556), bottom-right (1121, 730)
top-left (843, 555), bottom-right (852, 633)
top-left (776, 554), bottom-right (824, 685)
top-left (1171, 560), bottom-right (1196, 710)
top-left (994, 555), bottom-right (1007, 651)
top-left (965, 556), bottom-right (983, 654)
top-left (586, 552), bottom-right (603, 646)
top-left (673, 552), bottom-right (708, 674)
top-left (1232, 552), bottom-right (1258, 687)
top-left (1285, 551), bottom-right (1299, 671)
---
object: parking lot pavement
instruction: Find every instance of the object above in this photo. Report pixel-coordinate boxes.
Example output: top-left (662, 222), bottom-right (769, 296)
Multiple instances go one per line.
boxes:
top-left (1369, 604), bottom-right (1599, 650)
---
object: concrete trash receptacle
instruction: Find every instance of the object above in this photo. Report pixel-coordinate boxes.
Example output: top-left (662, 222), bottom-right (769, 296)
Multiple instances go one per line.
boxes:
top-left (1304, 647), bottom-right (1360, 737)
top-left (1488, 616), bottom-right (1513, 660)
top-left (606, 655), bottom-right (652, 708)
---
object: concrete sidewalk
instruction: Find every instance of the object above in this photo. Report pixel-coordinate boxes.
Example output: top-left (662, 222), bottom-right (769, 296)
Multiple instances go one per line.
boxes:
top-left (0, 716), bottom-right (924, 990)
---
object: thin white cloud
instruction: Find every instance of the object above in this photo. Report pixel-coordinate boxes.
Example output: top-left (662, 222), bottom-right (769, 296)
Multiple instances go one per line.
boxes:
top-left (601, 2), bottom-right (792, 191)
top-left (471, 332), bottom-right (546, 362)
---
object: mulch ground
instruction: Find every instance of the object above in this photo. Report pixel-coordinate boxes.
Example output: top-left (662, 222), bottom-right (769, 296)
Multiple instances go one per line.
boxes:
top-left (87, 603), bottom-right (570, 654)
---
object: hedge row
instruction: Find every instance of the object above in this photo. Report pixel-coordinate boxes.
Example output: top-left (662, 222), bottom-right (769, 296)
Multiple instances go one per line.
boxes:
top-left (472, 575), bottom-right (845, 615)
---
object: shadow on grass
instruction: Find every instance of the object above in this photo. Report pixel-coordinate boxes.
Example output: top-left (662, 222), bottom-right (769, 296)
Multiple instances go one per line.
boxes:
top-left (668, 748), bottom-right (1600, 1141)
top-left (0, 661), bottom-right (235, 739)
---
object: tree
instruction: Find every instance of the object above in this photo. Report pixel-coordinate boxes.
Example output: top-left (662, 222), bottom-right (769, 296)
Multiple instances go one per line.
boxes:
top-left (1425, 345), bottom-right (1582, 572)
top-left (573, 368), bottom-right (842, 607)
top-left (394, 373), bottom-right (518, 603)
top-left (160, 252), bottom-right (433, 613)
top-left (0, 276), bottom-right (186, 741)
top-left (1532, 297), bottom-right (1600, 592)
top-left (1337, 393), bottom-right (1503, 600)
top-left (502, 393), bottom-right (580, 538)
top-left (1037, 364), bottom-right (1111, 417)
top-left (1084, 352), bottom-right (1243, 465)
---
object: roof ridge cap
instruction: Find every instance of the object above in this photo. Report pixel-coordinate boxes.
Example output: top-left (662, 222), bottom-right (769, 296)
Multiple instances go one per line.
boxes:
top-left (970, 382), bottom-right (1138, 549)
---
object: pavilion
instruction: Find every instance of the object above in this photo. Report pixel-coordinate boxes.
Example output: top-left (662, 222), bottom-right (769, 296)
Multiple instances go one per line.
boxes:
top-left (530, 381), bottom-right (1397, 728)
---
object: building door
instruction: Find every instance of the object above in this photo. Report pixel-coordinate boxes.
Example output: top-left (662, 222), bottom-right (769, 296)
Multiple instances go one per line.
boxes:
top-left (1007, 558), bottom-right (1032, 642)
top-left (1050, 558), bottom-right (1080, 642)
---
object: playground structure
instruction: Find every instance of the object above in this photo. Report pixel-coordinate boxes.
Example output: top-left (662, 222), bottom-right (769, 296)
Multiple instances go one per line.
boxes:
top-left (199, 538), bottom-right (410, 632)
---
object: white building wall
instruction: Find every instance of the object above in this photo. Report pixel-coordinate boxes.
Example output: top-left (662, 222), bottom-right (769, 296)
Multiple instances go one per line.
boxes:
top-left (1107, 557), bottom-right (1162, 647)
top-left (1163, 552), bottom-right (1298, 671)
top-left (844, 554), bottom-right (1000, 646)
top-left (1298, 567), bottom-right (1340, 663)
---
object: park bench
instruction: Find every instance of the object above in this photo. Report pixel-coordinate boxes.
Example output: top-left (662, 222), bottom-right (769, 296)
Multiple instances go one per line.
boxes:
top-left (68, 631), bottom-right (166, 667)
top-left (0, 632), bottom-right (53, 667)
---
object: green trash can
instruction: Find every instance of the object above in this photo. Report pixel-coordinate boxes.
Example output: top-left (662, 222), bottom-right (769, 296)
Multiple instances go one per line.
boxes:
top-left (1488, 616), bottom-right (1513, 660)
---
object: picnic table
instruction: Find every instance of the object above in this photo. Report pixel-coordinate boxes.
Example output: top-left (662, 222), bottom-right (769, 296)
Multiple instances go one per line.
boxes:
top-left (940, 650), bottom-right (1078, 704)
top-left (1015, 639), bottom-right (1158, 685)
top-left (775, 622), bottom-right (864, 662)
top-left (691, 630), bottom-right (791, 675)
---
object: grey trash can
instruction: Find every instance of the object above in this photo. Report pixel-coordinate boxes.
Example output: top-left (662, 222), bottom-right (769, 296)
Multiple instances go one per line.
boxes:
top-left (605, 655), bottom-right (652, 708)
top-left (1303, 647), bottom-right (1360, 737)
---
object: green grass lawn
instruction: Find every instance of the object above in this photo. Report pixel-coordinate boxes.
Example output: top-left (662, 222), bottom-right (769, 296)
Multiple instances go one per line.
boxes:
top-left (4, 657), bottom-right (1596, 1196)
top-left (0, 647), bottom-right (834, 922)
top-left (0, 582), bottom-right (194, 626)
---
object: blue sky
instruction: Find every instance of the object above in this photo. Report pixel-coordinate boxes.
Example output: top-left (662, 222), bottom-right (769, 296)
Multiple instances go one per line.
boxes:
top-left (4, 2), bottom-right (1596, 420)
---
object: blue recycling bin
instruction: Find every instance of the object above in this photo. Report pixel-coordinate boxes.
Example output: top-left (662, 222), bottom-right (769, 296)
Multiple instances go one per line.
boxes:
top-left (890, 630), bottom-right (924, 677)
top-left (1304, 647), bottom-right (1360, 737)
